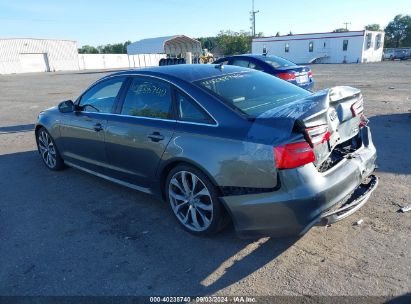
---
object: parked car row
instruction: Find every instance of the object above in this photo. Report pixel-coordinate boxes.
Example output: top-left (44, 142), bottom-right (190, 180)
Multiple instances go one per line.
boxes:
top-left (383, 49), bottom-right (411, 60)
top-left (214, 54), bottom-right (315, 91)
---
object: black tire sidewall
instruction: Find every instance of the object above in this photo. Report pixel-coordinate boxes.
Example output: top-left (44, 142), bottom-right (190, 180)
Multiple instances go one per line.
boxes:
top-left (165, 164), bottom-right (224, 236)
top-left (36, 127), bottom-right (65, 171)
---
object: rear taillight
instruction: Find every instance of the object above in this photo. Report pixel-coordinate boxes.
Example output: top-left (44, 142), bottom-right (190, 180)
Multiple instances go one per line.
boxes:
top-left (308, 70), bottom-right (313, 78)
top-left (274, 142), bottom-right (316, 169)
top-left (277, 72), bottom-right (296, 81)
top-left (305, 125), bottom-right (331, 147)
top-left (351, 97), bottom-right (364, 117)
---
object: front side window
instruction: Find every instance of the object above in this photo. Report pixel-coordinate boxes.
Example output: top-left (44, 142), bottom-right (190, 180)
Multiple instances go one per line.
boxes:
top-left (177, 92), bottom-right (214, 124)
top-left (285, 43), bottom-right (289, 53)
top-left (79, 77), bottom-right (125, 113)
top-left (309, 41), bottom-right (314, 52)
top-left (343, 40), bottom-right (349, 51)
top-left (197, 71), bottom-right (311, 117)
top-left (121, 77), bottom-right (172, 119)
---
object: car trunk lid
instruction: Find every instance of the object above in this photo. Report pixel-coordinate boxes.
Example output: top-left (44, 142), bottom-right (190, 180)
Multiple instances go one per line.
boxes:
top-left (255, 86), bottom-right (364, 167)
top-left (276, 66), bottom-right (312, 84)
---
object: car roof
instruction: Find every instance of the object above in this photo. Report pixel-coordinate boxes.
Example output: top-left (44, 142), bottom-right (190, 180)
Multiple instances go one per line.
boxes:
top-left (223, 54), bottom-right (281, 60)
top-left (106, 64), bottom-right (251, 83)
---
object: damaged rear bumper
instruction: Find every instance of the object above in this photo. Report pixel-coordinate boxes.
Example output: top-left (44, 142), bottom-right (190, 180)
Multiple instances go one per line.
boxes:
top-left (319, 175), bottom-right (378, 225)
top-left (220, 126), bottom-right (378, 238)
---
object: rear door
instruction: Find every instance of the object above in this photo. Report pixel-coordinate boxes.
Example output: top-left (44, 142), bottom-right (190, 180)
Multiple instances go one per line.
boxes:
top-left (105, 76), bottom-right (176, 188)
top-left (59, 77), bottom-right (126, 173)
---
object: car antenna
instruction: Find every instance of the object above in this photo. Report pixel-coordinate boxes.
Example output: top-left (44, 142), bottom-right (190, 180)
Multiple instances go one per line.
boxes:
top-left (215, 63), bottom-right (224, 71)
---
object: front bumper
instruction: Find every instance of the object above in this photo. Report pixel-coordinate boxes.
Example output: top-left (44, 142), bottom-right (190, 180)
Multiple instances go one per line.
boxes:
top-left (220, 126), bottom-right (377, 238)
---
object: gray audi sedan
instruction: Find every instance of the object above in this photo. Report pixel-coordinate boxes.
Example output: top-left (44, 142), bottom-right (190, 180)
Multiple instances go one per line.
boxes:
top-left (35, 64), bottom-right (378, 237)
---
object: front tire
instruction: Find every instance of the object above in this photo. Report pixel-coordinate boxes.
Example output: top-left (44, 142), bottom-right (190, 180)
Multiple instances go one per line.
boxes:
top-left (166, 164), bottom-right (226, 236)
top-left (36, 127), bottom-right (65, 171)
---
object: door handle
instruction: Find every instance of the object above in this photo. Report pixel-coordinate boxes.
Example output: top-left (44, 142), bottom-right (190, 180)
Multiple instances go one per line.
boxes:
top-left (93, 123), bottom-right (103, 132)
top-left (147, 132), bottom-right (164, 142)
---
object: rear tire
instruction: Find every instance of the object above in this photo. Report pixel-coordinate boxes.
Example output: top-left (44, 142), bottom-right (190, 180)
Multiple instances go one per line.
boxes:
top-left (165, 164), bottom-right (226, 236)
top-left (36, 127), bottom-right (65, 171)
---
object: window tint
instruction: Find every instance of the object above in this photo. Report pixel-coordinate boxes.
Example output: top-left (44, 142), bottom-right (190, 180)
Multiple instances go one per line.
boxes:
top-left (121, 77), bottom-right (172, 119)
top-left (197, 71), bottom-right (311, 117)
top-left (309, 41), bottom-right (314, 52)
top-left (263, 56), bottom-right (296, 68)
top-left (216, 58), bottom-right (229, 65)
top-left (231, 59), bottom-right (251, 68)
top-left (79, 77), bottom-right (125, 113)
top-left (248, 61), bottom-right (264, 71)
top-left (177, 92), bottom-right (213, 124)
top-left (343, 40), bottom-right (349, 51)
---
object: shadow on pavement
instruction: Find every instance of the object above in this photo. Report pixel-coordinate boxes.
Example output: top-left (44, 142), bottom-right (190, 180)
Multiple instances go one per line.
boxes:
top-left (0, 150), bottom-right (297, 296)
top-left (385, 292), bottom-right (411, 304)
top-left (369, 112), bottom-right (411, 175)
top-left (0, 124), bottom-right (35, 134)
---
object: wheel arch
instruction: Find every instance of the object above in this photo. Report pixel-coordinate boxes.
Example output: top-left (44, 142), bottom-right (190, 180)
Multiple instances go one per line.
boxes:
top-left (158, 158), bottom-right (222, 201)
top-left (34, 124), bottom-right (45, 143)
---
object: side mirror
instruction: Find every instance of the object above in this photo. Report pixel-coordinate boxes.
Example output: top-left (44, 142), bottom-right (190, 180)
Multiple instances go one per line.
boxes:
top-left (58, 100), bottom-right (74, 113)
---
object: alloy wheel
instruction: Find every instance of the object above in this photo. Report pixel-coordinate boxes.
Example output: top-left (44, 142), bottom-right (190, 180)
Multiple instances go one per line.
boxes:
top-left (38, 130), bottom-right (57, 168)
top-left (168, 171), bottom-right (213, 232)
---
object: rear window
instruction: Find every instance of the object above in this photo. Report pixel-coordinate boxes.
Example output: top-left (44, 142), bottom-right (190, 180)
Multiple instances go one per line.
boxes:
top-left (263, 56), bottom-right (296, 68)
top-left (196, 71), bottom-right (311, 117)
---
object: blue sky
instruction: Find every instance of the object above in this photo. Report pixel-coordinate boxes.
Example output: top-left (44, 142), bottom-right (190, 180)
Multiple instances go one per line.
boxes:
top-left (0, 0), bottom-right (409, 46)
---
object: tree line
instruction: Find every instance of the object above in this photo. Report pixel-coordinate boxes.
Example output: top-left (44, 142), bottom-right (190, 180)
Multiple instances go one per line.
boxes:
top-left (78, 14), bottom-right (411, 55)
top-left (78, 41), bottom-right (131, 54)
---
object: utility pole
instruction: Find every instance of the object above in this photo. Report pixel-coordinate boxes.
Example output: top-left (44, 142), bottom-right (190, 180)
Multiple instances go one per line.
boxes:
top-left (343, 22), bottom-right (351, 31)
top-left (250, 0), bottom-right (259, 37)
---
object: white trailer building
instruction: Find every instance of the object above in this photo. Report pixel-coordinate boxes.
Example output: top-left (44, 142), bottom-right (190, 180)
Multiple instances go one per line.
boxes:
top-left (0, 38), bottom-right (79, 74)
top-left (252, 30), bottom-right (385, 64)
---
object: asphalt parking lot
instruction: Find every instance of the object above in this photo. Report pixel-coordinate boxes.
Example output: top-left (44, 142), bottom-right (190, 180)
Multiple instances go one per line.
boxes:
top-left (0, 61), bottom-right (410, 297)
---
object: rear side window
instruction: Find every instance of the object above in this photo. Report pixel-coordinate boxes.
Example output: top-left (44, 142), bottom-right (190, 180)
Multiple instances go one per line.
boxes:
top-left (232, 58), bottom-right (264, 71)
top-left (231, 59), bottom-right (251, 68)
top-left (263, 56), bottom-right (296, 68)
top-left (121, 77), bottom-right (172, 119)
top-left (197, 71), bottom-right (311, 117)
top-left (176, 92), bottom-right (214, 124)
top-left (79, 77), bottom-right (125, 113)
top-left (248, 61), bottom-right (264, 71)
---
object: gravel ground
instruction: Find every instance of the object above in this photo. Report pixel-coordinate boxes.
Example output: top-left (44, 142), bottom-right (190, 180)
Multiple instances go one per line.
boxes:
top-left (0, 61), bottom-right (410, 298)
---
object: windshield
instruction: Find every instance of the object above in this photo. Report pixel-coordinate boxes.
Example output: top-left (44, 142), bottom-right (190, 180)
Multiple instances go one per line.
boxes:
top-left (197, 71), bottom-right (311, 117)
top-left (263, 56), bottom-right (297, 68)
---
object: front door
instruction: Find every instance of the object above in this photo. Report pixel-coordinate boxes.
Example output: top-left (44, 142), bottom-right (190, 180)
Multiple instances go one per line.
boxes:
top-left (60, 77), bottom-right (126, 173)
